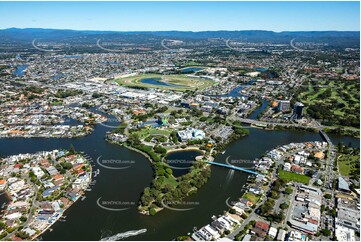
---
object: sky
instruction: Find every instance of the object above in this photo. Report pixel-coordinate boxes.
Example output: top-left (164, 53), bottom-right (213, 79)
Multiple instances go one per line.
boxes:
top-left (0, 1), bottom-right (359, 31)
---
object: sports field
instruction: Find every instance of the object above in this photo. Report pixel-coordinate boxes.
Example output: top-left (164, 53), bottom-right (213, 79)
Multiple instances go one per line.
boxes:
top-left (115, 74), bottom-right (215, 91)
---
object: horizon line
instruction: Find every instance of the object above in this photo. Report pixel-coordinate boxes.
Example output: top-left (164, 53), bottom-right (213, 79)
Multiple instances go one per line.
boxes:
top-left (2, 27), bottom-right (360, 32)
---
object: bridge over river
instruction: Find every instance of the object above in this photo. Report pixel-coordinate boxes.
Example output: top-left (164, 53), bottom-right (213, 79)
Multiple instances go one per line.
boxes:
top-left (206, 161), bottom-right (260, 175)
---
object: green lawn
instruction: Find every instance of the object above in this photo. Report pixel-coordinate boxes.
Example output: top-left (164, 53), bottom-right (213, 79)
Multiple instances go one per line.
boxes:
top-left (338, 154), bottom-right (359, 177)
top-left (338, 159), bottom-right (351, 177)
top-left (162, 176), bottom-right (179, 187)
top-left (242, 192), bottom-right (260, 204)
top-left (278, 170), bottom-right (310, 185)
top-left (134, 128), bottom-right (171, 139)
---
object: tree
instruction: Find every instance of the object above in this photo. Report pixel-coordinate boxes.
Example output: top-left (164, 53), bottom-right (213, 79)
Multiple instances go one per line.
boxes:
top-left (321, 229), bottom-right (331, 237)
top-left (165, 168), bottom-right (173, 175)
top-left (284, 187), bottom-right (293, 195)
top-left (154, 145), bottom-right (167, 155)
top-left (199, 116), bottom-right (207, 122)
top-left (280, 203), bottom-right (289, 210)
top-left (149, 208), bottom-right (157, 216)
top-left (69, 144), bottom-right (76, 155)
top-left (15, 231), bottom-right (29, 239)
top-left (127, 133), bottom-right (141, 146)
top-left (19, 216), bottom-right (27, 222)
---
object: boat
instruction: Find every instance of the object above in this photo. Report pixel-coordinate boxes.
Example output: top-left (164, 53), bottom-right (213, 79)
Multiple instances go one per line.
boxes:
top-left (221, 150), bottom-right (226, 154)
top-left (81, 196), bottom-right (86, 201)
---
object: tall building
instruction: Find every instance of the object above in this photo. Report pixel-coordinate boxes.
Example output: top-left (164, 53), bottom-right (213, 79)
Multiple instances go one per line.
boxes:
top-left (277, 100), bottom-right (290, 112)
top-left (293, 102), bottom-right (304, 119)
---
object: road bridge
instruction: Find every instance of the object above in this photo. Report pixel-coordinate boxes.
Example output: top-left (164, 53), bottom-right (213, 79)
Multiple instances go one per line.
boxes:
top-left (319, 129), bottom-right (333, 145)
top-left (207, 161), bottom-right (260, 175)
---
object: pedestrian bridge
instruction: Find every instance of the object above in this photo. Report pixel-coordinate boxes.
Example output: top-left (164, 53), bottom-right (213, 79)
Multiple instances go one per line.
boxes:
top-left (207, 161), bottom-right (260, 175)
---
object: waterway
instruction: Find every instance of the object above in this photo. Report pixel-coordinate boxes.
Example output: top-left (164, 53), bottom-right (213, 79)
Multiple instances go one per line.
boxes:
top-left (140, 77), bottom-right (184, 88)
top-left (248, 99), bottom-right (269, 120)
top-left (13, 65), bottom-right (28, 76)
top-left (181, 67), bottom-right (203, 74)
top-left (166, 150), bottom-right (203, 177)
top-left (0, 109), bottom-right (359, 240)
top-left (209, 79), bottom-right (255, 98)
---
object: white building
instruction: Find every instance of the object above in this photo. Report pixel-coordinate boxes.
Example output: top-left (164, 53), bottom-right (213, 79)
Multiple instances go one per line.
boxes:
top-left (177, 127), bottom-right (205, 142)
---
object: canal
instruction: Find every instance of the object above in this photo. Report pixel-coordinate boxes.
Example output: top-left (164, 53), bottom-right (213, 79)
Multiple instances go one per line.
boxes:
top-left (0, 110), bottom-right (358, 240)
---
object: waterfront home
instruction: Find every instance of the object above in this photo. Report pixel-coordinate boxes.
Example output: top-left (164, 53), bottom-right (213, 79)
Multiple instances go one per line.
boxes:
top-left (203, 225), bottom-right (221, 240)
top-left (249, 186), bottom-right (264, 195)
top-left (60, 197), bottom-right (70, 207)
top-left (231, 202), bottom-right (246, 215)
top-left (72, 176), bottom-right (89, 190)
top-left (66, 189), bottom-right (79, 201)
top-left (239, 198), bottom-right (253, 208)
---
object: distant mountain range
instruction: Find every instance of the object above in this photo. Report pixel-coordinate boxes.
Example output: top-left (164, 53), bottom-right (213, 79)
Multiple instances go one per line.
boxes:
top-left (0, 28), bottom-right (359, 47)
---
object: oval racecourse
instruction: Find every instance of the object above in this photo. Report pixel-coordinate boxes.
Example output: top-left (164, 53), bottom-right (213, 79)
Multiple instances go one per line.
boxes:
top-left (115, 74), bottom-right (216, 91)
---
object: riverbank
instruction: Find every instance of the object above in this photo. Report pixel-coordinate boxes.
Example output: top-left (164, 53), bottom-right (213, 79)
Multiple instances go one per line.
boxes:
top-left (166, 146), bottom-right (205, 154)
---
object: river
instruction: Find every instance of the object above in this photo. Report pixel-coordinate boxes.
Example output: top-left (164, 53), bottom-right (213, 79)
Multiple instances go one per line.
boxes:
top-left (0, 109), bottom-right (358, 240)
